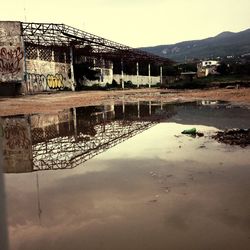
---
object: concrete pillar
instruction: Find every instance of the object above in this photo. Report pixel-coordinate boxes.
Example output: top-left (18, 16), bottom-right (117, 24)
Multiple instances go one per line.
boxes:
top-left (100, 58), bottom-right (104, 82)
top-left (122, 98), bottom-right (125, 114)
top-left (22, 35), bottom-right (29, 94)
top-left (148, 63), bottom-right (151, 88)
top-left (0, 123), bottom-right (9, 250)
top-left (149, 101), bottom-right (152, 115)
top-left (100, 68), bottom-right (103, 82)
top-left (121, 59), bottom-right (124, 89)
top-left (73, 107), bottom-right (77, 139)
top-left (70, 47), bottom-right (75, 91)
top-left (110, 62), bottom-right (114, 83)
top-left (51, 50), bottom-right (54, 61)
top-left (102, 112), bottom-right (106, 132)
top-left (136, 62), bottom-right (139, 88)
top-left (64, 52), bottom-right (67, 63)
top-left (160, 66), bottom-right (163, 84)
top-left (137, 100), bottom-right (140, 118)
top-left (37, 48), bottom-right (40, 60)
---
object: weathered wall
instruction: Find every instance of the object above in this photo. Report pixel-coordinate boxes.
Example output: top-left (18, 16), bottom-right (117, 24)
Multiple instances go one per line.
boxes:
top-left (0, 117), bottom-right (33, 173)
top-left (113, 74), bottom-right (160, 86)
top-left (26, 59), bottom-right (73, 92)
top-left (30, 110), bottom-right (72, 128)
top-left (0, 21), bottom-right (24, 83)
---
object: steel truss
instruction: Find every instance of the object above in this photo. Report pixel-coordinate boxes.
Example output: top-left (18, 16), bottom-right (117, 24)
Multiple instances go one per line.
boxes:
top-left (32, 120), bottom-right (157, 171)
top-left (21, 22), bottom-right (172, 64)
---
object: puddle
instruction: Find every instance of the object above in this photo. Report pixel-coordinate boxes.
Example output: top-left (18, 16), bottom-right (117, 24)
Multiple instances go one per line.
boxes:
top-left (1, 101), bottom-right (250, 250)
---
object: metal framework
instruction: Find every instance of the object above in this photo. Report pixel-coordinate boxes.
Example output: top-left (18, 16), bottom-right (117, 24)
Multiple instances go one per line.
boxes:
top-left (21, 22), bottom-right (173, 64)
top-left (32, 120), bottom-right (156, 171)
top-left (30, 102), bottom-right (174, 171)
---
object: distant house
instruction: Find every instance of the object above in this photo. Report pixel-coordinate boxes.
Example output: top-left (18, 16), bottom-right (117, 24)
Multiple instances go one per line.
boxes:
top-left (197, 60), bottom-right (220, 77)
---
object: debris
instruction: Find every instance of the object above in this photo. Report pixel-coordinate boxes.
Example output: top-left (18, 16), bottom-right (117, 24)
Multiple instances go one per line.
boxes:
top-left (212, 129), bottom-right (250, 147)
top-left (148, 199), bottom-right (158, 203)
top-left (182, 128), bottom-right (196, 135)
top-left (181, 128), bottom-right (204, 137)
top-left (196, 132), bottom-right (204, 137)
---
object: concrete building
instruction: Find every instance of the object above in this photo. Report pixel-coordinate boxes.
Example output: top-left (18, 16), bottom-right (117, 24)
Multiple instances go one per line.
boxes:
top-left (0, 21), bottom-right (171, 95)
top-left (197, 60), bottom-right (220, 77)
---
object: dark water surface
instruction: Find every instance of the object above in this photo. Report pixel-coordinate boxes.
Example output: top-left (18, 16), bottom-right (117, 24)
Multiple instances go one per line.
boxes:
top-left (1, 101), bottom-right (250, 250)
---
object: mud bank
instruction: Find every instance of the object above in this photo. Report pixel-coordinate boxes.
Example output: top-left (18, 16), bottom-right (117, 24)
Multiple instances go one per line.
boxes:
top-left (0, 88), bottom-right (250, 116)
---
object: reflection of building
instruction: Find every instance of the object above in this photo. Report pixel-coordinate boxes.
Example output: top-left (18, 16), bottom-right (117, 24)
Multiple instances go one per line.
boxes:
top-left (1, 101), bottom-right (174, 173)
top-left (0, 117), bottom-right (33, 173)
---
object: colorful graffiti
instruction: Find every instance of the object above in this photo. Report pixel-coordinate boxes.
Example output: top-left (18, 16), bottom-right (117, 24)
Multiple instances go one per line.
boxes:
top-left (0, 47), bottom-right (24, 76)
top-left (46, 74), bottom-right (64, 89)
top-left (27, 73), bottom-right (65, 90)
top-left (4, 123), bottom-right (30, 150)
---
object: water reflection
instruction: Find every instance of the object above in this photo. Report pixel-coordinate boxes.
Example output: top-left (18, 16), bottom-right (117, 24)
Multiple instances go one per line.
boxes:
top-left (1, 101), bottom-right (174, 173)
top-left (2, 100), bottom-right (250, 250)
top-left (1, 101), bottom-right (250, 173)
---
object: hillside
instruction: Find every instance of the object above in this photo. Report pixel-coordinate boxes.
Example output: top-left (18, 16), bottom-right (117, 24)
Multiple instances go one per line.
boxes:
top-left (140, 29), bottom-right (250, 62)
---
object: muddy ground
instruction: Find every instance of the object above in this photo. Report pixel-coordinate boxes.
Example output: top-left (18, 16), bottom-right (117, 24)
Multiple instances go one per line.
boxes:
top-left (1, 88), bottom-right (250, 116)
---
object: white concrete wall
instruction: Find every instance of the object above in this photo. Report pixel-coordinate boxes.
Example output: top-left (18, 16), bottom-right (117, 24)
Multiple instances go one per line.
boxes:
top-left (113, 74), bottom-right (160, 86)
top-left (26, 59), bottom-right (73, 93)
top-left (201, 60), bottom-right (220, 67)
top-left (94, 67), bottom-right (113, 84)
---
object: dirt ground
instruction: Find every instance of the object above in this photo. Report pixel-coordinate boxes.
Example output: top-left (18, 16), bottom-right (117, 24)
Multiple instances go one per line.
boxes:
top-left (1, 88), bottom-right (250, 116)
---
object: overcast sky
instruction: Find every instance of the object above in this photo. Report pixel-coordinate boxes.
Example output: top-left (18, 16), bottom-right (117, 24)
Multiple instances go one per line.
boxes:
top-left (1, 0), bottom-right (250, 47)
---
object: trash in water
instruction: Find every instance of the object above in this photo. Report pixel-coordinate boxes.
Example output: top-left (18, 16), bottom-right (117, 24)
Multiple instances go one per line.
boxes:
top-left (182, 128), bottom-right (196, 135)
top-left (181, 128), bottom-right (204, 137)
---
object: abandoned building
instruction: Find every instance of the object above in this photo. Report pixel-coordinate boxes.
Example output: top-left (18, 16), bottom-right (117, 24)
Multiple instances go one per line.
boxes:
top-left (0, 21), bottom-right (172, 95)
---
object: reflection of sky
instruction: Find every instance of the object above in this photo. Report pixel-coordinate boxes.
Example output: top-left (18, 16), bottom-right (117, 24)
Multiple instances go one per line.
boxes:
top-left (5, 123), bottom-right (250, 250)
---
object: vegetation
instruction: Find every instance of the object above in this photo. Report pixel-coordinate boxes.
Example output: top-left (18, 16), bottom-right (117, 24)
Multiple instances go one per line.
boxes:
top-left (167, 74), bottom-right (250, 89)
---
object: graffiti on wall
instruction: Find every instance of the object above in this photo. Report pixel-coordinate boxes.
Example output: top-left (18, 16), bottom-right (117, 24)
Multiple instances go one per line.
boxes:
top-left (0, 117), bottom-right (33, 173)
top-left (26, 59), bottom-right (70, 91)
top-left (27, 73), bottom-right (65, 90)
top-left (47, 74), bottom-right (64, 89)
top-left (27, 73), bottom-right (47, 90)
top-left (0, 47), bottom-right (24, 76)
top-left (4, 122), bottom-right (30, 150)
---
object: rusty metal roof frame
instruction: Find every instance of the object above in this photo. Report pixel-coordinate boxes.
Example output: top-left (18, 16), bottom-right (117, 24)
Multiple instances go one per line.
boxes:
top-left (21, 22), bottom-right (173, 64)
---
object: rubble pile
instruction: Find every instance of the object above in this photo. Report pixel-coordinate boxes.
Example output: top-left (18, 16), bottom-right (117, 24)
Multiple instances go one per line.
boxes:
top-left (212, 129), bottom-right (250, 147)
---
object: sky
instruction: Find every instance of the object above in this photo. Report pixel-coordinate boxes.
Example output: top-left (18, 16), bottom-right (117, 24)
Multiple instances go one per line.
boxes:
top-left (1, 0), bottom-right (250, 47)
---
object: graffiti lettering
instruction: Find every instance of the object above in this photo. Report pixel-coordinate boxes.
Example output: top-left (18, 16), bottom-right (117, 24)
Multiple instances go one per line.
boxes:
top-left (27, 73), bottom-right (47, 89)
top-left (0, 47), bottom-right (24, 76)
top-left (27, 73), bottom-right (65, 90)
top-left (47, 74), bottom-right (64, 89)
top-left (4, 124), bottom-right (30, 150)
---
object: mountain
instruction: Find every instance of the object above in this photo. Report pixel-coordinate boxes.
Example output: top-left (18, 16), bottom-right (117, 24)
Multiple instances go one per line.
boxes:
top-left (140, 29), bottom-right (250, 62)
